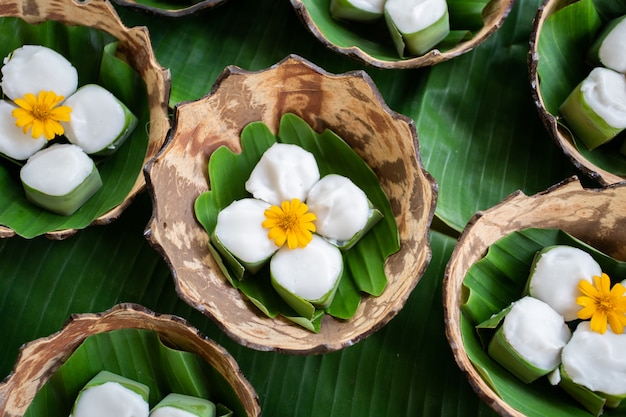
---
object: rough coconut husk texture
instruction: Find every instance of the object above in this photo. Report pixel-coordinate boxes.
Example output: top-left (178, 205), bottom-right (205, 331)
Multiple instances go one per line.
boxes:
top-left (144, 55), bottom-right (438, 354)
top-left (110, 0), bottom-right (230, 18)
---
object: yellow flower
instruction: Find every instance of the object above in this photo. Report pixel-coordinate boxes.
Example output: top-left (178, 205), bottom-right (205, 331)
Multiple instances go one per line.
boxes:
top-left (262, 198), bottom-right (316, 250)
top-left (577, 273), bottom-right (626, 334)
top-left (12, 91), bottom-right (72, 140)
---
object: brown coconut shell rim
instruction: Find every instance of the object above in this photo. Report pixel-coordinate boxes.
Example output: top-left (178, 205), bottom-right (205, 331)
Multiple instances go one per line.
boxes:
top-left (144, 53), bottom-right (438, 354)
top-left (109, 0), bottom-right (230, 18)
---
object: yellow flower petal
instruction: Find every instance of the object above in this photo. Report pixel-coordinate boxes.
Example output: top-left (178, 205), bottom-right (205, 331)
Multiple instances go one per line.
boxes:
top-left (286, 230), bottom-right (298, 250)
top-left (13, 97), bottom-right (32, 111)
top-left (31, 121), bottom-right (44, 139)
top-left (611, 282), bottom-right (626, 298)
top-left (597, 273), bottom-right (611, 293)
top-left (295, 228), bottom-right (313, 246)
top-left (300, 212), bottom-right (317, 223)
top-left (268, 227), bottom-right (287, 247)
top-left (43, 119), bottom-right (64, 140)
top-left (590, 310), bottom-right (608, 334)
top-left (577, 303), bottom-right (596, 320)
top-left (303, 221), bottom-right (316, 233)
top-left (50, 105), bottom-right (72, 122)
top-left (578, 279), bottom-right (599, 298)
top-left (262, 219), bottom-right (278, 229)
top-left (608, 311), bottom-right (626, 334)
top-left (13, 111), bottom-right (35, 128)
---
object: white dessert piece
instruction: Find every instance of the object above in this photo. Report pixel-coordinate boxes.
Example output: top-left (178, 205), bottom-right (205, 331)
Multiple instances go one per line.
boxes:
top-left (580, 67), bottom-right (626, 129)
top-left (548, 368), bottom-right (561, 386)
top-left (591, 15), bottom-right (626, 73)
top-left (528, 245), bottom-right (602, 321)
top-left (562, 321), bottom-right (626, 397)
top-left (150, 393), bottom-right (216, 417)
top-left (560, 67), bottom-right (626, 150)
top-left (62, 84), bottom-right (137, 155)
top-left (384, 0), bottom-right (447, 34)
top-left (341, 0), bottom-right (385, 13)
top-left (20, 143), bottom-right (102, 215)
top-left (245, 143), bottom-right (320, 206)
top-left (214, 198), bottom-right (279, 266)
top-left (72, 382), bottom-right (149, 417)
top-left (500, 296), bottom-right (571, 372)
top-left (71, 371), bottom-right (149, 417)
top-left (21, 144), bottom-right (95, 196)
top-left (0, 99), bottom-right (46, 160)
top-left (306, 174), bottom-right (369, 243)
top-left (1, 44), bottom-right (78, 100)
top-left (270, 234), bottom-right (343, 314)
top-left (384, 0), bottom-right (450, 55)
top-left (330, 0), bottom-right (386, 21)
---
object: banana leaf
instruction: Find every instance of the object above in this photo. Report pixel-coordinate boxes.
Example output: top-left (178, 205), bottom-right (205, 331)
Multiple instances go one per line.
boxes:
top-left (594, 0), bottom-right (626, 20)
top-left (111, 0), bottom-right (228, 16)
top-left (119, 0), bottom-right (208, 10)
top-left (24, 329), bottom-right (237, 417)
top-left (462, 227), bottom-right (626, 416)
top-left (0, 18), bottom-right (149, 238)
top-left (536, 0), bottom-right (626, 175)
top-left (194, 113), bottom-right (398, 330)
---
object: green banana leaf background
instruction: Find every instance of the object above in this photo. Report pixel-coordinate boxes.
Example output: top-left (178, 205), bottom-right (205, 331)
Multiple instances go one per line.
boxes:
top-left (2, 0), bottom-right (619, 415)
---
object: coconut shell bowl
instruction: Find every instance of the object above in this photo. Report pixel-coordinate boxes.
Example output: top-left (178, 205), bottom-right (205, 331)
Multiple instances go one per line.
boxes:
top-left (0, 0), bottom-right (170, 239)
top-left (110, 0), bottom-right (230, 18)
top-left (144, 54), bottom-right (437, 354)
top-left (289, 0), bottom-right (514, 69)
top-left (443, 177), bottom-right (626, 416)
top-left (0, 303), bottom-right (261, 417)
top-left (529, 0), bottom-right (626, 186)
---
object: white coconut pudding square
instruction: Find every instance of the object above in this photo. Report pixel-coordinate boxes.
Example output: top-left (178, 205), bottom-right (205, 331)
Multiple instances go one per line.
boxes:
top-left (62, 84), bottom-right (138, 155)
top-left (20, 144), bottom-right (102, 216)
